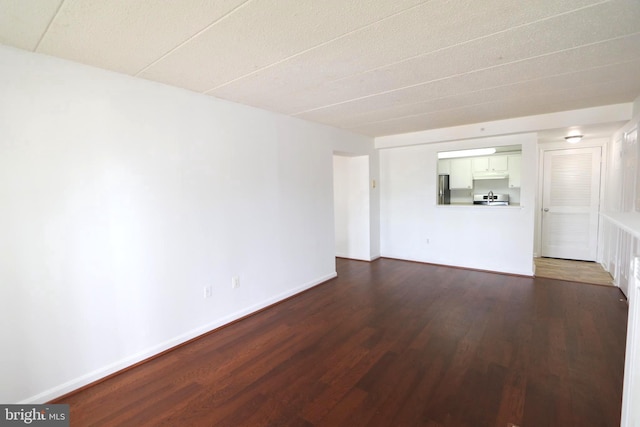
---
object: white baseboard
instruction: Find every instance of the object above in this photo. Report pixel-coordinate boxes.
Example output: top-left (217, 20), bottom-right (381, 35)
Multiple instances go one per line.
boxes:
top-left (20, 272), bottom-right (337, 404)
top-left (379, 253), bottom-right (534, 277)
top-left (335, 253), bottom-right (372, 261)
top-left (336, 252), bottom-right (381, 262)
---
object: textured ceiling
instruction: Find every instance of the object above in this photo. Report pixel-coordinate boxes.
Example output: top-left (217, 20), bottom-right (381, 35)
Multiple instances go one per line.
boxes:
top-left (1, 0), bottom-right (639, 137)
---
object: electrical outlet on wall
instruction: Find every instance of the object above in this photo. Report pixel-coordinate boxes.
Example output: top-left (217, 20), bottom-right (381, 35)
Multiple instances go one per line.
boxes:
top-left (203, 286), bottom-right (213, 298)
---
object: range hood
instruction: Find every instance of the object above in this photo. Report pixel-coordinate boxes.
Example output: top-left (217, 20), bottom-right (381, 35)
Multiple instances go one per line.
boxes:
top-left (472, 171), bottom-right (509, 180)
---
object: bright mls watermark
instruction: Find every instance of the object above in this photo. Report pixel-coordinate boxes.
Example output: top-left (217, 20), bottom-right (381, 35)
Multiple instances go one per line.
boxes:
top-left (0, 405), bottom-right (69, 426)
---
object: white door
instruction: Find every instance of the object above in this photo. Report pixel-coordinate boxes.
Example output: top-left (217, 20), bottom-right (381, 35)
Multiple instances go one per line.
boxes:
top-left (541, 147), bottom-right (602, 261)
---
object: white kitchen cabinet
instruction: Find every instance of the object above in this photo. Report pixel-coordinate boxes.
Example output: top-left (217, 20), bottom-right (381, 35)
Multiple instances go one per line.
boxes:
top-left (472, 157), bottom-right (489, 172)
top-left (492, 155), bottom-right (508, 171)
top-left (472, 155), bottom-right (508, 172)
top-left (508, 154), bottom-right (521, 188)
top-left (438, 159), bottom-right (451, 175)
top-left (450, 158), bottom-right (472, 189)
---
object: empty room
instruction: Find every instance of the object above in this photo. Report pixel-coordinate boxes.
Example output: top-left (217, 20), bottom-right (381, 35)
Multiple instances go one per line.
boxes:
top-left (1, 1), bottom-right (640, 426)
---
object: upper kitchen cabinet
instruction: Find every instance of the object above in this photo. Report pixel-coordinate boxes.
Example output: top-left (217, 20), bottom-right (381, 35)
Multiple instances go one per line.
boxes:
top-left (450, 158), bottom-right (472, 189)
top-left (472, 155), bottom-right (508, 172)
top-left (508, 154), bottom-right (521, 188)
top-left (438, 159), bottom-right (451, 175)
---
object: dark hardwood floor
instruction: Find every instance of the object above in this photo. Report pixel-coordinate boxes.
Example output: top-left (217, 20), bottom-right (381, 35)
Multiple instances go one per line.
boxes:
top-left (53, 258), bottom-right (629, 426)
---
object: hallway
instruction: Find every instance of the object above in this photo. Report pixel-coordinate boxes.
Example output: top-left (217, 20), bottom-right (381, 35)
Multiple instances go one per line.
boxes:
top-left (534, 257), bottom-right (614, 287)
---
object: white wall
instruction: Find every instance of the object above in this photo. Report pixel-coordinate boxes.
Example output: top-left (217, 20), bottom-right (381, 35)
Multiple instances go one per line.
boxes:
top-left (333, 155), bottom-right (371, 260)
top-left (600, 106), bottom-right (640, 294)
top-left (0, 45), bottom-right (375, 404)
top-left (598, 94), bottom-right (640, 427)
top-left (622, 257), bottom-right (640, 427)
top-left (379, 134), bottom-right (537, 276)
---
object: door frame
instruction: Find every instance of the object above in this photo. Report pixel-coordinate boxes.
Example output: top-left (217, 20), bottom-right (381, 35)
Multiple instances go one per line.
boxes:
top-left (534, 138), bottom-right (608, 261)
top-left (332, 152), bottom-right (372, 261)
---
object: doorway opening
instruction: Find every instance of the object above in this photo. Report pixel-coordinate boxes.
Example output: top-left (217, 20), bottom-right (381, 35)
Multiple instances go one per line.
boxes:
top-left (535, 143), bottom-right (608, 285)
top-left (333, 153), bottom-right (370, 261)
top-left (539, 146), bottom-right (602, 261)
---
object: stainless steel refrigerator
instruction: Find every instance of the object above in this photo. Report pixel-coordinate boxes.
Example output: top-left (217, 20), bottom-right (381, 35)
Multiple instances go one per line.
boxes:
top-left (438, 174), bottom-right (451, 204)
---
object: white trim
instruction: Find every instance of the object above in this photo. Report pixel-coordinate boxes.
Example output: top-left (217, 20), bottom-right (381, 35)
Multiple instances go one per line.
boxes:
top-left (335, 253), bottom-right (373, 261)
top-left (622, 257), bottom-right (640, 427)
top-left (535, 138), bottom-right (608, 261)
top-left (378, 254), bottom-right (534, 277)
top-left (19, 272), bottom-right (337, 404)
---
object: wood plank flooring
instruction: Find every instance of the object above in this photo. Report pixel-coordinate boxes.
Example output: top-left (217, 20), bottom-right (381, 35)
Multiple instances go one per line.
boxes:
top-left (534, 257), bottom-right (614, 286)
top-left (53, 258), bottom-right (629, 426)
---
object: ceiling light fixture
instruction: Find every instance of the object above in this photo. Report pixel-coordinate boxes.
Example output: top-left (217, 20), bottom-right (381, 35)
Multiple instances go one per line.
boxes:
top-left (564, 135), bottom-right (583, 144)
top-left (437, 147), bottom-right (496, 159)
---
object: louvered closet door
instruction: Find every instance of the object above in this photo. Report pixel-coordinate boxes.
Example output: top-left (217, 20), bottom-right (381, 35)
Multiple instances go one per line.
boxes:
top-left (541, 147), bottom-right (602, 261)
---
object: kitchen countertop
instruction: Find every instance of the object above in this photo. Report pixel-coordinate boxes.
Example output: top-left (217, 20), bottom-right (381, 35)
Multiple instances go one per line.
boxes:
top-left (439, 202), bottom-right (521, 207)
